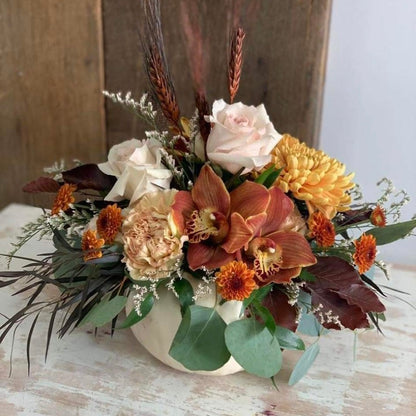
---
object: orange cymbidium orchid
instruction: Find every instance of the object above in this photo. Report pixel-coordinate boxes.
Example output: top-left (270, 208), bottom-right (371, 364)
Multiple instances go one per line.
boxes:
top-left (171, 164), bottom-right (270, 270)
top-left (243, 187), bottom-right (317, 284)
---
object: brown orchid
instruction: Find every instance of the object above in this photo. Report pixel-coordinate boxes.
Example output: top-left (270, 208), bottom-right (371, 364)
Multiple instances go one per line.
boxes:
top-left (243, 186), bottom-right (317, 284)
top-left (171, 165), bottom-right (270, 270)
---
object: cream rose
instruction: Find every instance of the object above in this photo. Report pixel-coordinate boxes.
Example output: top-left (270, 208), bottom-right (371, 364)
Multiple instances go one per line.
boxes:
top-left (122, 190), bottom-right (184, 280)
top-left (206, 99), bottom-right (282, 174)
top-left (98, 139), bottom-right (172, 205)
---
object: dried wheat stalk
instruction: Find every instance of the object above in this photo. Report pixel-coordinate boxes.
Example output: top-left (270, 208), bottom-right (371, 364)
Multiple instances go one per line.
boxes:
top-left (228, 27), bottom-right (246, 104)
top-left (142, 0), bottom-right (181, 133)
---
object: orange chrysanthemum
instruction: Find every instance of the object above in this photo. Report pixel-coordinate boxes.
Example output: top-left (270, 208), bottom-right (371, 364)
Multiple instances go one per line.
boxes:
top-left (370, 205), bottom-right (386, 227)
top-left (81, 229), bottom-right (105, 261)
top-left (216, 261), bottom-right (257, 301)
top-left (51, 184), bottom-right (77, 215)
top-left (97, 204), bottom-right (123, 244)
top-left (308, 211), bottom-right (336, 248)
top-left (270, 134), bottom-right (355, 219)
top-left (353, 234), bottom-right (377, 274)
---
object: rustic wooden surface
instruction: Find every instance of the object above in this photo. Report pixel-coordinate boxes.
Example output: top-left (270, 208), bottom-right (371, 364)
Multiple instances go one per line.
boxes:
top-left (1, 203), bottom-right (415, 416)
top-left (103, 0), bottom-right (331, 148)
top-left (0, 0), bottom-right (106, 210)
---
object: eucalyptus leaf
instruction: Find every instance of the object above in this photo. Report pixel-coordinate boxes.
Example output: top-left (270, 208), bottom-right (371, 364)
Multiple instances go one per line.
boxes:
top-left (243, 284), bottom-right (272, 309)
top-left (225, 318), bottom-right (282, 378)
top-left (173, 278), bottom-right (194, 315)
top-left (366, 219), bottom-right (416, 245)
top-left (117, 294), bottom-right (154, 329)
top-left (297, 312), bottom-right (327, 337)
top-left (79, 296), bottom-right (127, 327)
top-left (169, 305), bottom-right (230, 371)
top-left (252, 301), bottom-right (276, 334)
top-left (288, 342), bottom-right (320, 386)
top-left (274, 326), bottom-right (305, 350)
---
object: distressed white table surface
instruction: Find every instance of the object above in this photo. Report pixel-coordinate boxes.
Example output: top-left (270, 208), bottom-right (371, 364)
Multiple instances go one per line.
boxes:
top-left (0, 203), bottom-right (415, 416)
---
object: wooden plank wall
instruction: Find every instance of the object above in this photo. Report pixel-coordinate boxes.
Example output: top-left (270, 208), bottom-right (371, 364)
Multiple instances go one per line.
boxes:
top-left (103, 0), bottom-right (332, 148)
top-left (0, 0), bottom-right (331, 209)
top-left (0, 0), bottom-right (106, 209)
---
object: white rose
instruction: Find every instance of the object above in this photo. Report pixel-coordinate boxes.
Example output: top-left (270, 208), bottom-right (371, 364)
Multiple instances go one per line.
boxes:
top-left (98, 138), bottom-right (141, 177)
top-left (98, 139), bottom-right (172, 205)
top-left (206, 99), bottom-right (282, 174)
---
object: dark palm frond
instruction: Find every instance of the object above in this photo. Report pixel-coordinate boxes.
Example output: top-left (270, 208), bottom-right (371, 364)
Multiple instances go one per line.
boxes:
top-left (26, 313), bottom-right (40, 376)
top-left (368, 311), bottom-right (384, 335)
top-left (45, 302), bottom-right (60, 363)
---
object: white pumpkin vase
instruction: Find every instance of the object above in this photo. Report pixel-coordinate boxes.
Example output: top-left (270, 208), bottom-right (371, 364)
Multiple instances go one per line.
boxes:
top-left (125, 274), bottom-right (244, 376)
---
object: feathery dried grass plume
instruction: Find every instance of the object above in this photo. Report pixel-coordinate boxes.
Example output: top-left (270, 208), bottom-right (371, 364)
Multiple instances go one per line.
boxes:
top-left (142, 0), bottom-right (181, 134)
top-left (228, 27), bottom-right (246, 103)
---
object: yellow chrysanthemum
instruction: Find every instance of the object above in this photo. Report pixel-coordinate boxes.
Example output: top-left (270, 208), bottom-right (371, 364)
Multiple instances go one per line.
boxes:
top-left (270, 134), bottom-right (355, 219)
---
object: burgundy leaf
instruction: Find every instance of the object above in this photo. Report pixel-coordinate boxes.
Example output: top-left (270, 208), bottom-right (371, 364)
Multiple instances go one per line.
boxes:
top-left (306, 256), bottom-right (362, 291)
top-left (311, 288), bottom-right (369, 330)
top-left (336, 284), bottom-right (385, 313)
top-left (22, 177), bottom-right (60, 193)
top-left (62, 164), bottom-right (116, 191)
top-left (335, 208), bottom-right (372, 227)
top-left (262, 289), bottom-right (298, 332)
top-left (305, 257), bottom-right (385, 330)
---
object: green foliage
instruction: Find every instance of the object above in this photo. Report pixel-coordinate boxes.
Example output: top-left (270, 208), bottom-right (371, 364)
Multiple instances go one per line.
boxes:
top-left (79, 296), bottom-right (127, 327)
top-left (173, 278), bottom-right (194, 315)
top-left (297, 313), bottom-right (326, 337)
top-left (169, 305), bottom-right (230, 371)
top-left (298, 269), bottom-right (316, 282)
top-left (366, 219), bottom-right (416, 245)
top-left (243, 284), bottom-right (272, 309)
top-left (255, 166), bottom-right (282, 188)
top-left (288, 342), bottom-right (320, 386)
top-left (251, 301), bottom-right (276, 334)
top-left (225, 318), bottom-right (282, 378)
top-left (117, 294), bottom-right (155, 329)
top-left (274, 326), bottom-right (305, 351)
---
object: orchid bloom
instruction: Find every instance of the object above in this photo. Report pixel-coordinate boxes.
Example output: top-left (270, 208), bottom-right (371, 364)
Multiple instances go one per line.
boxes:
top-left (171, 165), bottom-right (270, 270)
top-left (244, 186), bottom-right (316, 284)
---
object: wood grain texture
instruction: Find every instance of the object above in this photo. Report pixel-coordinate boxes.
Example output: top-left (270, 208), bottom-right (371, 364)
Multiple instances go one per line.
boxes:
top-left (0, 0), bottom-right (106, 209)
top-left (103, 0), bottom-right (331, 148)
top-left (0, 204), bottom-right (415, 416)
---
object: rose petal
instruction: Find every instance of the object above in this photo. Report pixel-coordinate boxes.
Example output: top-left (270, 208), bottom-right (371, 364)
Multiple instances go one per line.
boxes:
top-left (230, 181), bottom-right (270, 220)
top-left (191, 165), bottom-right (230, 215)
top-left (268, 231), bottom-right (316, 268)
top-left (222, 212), bottom-right (254, 254)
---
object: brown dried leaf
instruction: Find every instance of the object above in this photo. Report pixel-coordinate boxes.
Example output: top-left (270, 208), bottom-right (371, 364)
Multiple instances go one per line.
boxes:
top-left (262, 289), bottom-right (298, 332)
top-left (305, 256), bottom-right (385, 330)
top-left (310, 289), bottom-right (369, 330)
top-left (22, 177), bottom-right (60, 193)
top-left (62, 164), bottom-right (116, 191)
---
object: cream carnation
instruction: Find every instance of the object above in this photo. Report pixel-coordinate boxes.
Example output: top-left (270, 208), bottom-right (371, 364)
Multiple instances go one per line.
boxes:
top-left (206, 99), bottom-right (281, 174)
top-left (122, 190), bottom-right (184, 280)
top-left (99, 139), bottom-right (172, 205)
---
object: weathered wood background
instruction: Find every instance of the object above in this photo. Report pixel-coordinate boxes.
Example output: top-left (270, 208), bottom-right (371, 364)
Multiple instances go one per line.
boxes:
top-left (0, 0), bottom-right (331, 209)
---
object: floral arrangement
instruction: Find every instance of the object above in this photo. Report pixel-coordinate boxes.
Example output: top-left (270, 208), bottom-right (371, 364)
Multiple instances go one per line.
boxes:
top-left (1, 1), bottom-right (415, 385)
